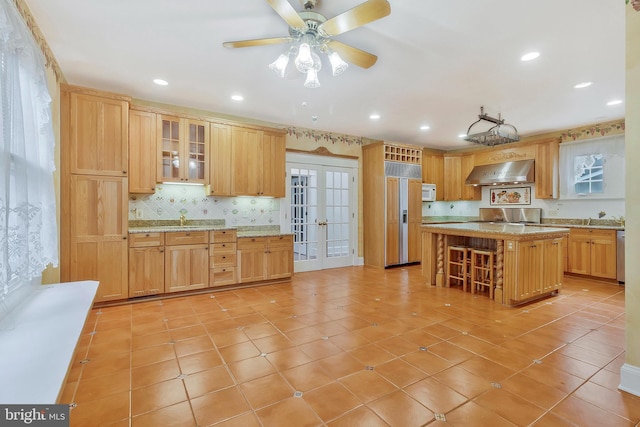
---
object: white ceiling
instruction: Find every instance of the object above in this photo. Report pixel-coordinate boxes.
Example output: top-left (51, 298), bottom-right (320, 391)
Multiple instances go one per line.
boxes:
top-left (24, 0), bottom-right (625, 150)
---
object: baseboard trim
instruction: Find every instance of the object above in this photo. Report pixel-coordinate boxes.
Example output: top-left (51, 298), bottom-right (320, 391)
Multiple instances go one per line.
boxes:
top-left (619, 363), bottom-right (640, 397)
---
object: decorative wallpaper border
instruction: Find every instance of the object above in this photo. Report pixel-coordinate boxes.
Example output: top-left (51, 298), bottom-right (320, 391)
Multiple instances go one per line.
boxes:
top-left (560, 120), bottom-right (625, 143)
top-left (286, 127), bottom-right (364, 146)
top-left (13, 0), bottom-right (64, 82)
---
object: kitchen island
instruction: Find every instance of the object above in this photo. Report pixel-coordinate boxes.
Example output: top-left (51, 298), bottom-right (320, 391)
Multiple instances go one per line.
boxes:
top-left (422, 223), bottom-right (570, 305)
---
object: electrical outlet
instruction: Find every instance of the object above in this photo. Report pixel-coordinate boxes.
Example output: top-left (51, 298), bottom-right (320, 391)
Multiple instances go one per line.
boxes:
top-left (547, 209), bottom-right (558, 217)
top-left (135, 208), bottom-right (143, 219)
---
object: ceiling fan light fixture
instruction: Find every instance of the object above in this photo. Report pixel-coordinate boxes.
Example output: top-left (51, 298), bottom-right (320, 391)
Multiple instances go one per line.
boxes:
top-left (328, 51), bottom-right (348, 76)
top-left (295, 42), bottom-right (314, 72)
top-left (269, 53), bottom-right (290, 77)
top-left (304, 68), bottom-right (321, 88)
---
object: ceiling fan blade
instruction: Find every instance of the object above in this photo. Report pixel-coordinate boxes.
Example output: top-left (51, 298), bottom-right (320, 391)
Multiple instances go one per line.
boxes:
top-left (326, 40), bottom-right (377, 69)
top-left (223, 37), bottom-right (293, 48)
top-left (266, 0), bottom-right (306, 30)
top-left (318, 0), bottom-right (390, 37)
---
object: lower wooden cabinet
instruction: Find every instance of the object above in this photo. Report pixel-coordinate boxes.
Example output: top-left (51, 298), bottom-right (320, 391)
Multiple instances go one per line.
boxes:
top-left (210, 229), bottom-right (237, 287)
top-left (238, 235), bottom-right (293, 283)
top-left (567, 228), bottom-right (617, 279)
top-left (512, 237), bottom-right (563, 303)
top-left (267, 235), bottom-right (294, 280)
top-left (129, 232), bottom-right (165, 297)
top-left (164, 231), bottom-right (209, 293)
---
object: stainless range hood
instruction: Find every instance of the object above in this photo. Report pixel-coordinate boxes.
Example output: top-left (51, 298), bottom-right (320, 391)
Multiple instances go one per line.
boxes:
top-left (465, 159), bottom-right (535, 186)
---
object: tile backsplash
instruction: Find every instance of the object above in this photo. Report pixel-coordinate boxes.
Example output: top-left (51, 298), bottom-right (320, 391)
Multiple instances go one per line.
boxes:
top-left (129, 184), bottom-right (281, 226)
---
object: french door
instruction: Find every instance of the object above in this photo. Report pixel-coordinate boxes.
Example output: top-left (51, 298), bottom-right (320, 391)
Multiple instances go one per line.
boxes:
top-left (286, 153), bottom-right (358, 272)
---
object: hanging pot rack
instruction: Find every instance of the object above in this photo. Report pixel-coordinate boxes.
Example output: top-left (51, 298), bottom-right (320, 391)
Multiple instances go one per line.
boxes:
top-left (464, 106), bottom-right (520, 146)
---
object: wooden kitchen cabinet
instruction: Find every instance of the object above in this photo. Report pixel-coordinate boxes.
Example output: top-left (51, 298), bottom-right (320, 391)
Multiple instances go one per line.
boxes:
top-left (461, 154), bottom-right (481, 201)
top-left (164, 231), bottom-right (209, 293)
top-left (567, 228), bottom-right (617, 279)
top-left (209, 229), bottom-right (237, 287)
top-left (66, 89), bottom-right (129, 176)
top-left (443, 155), bottom-right (480, 201)
top-left (512, 237), bottom-right (563, 303)
top-left (408, 179), bottom-right (423, 262)
top-left (68, 174), bottom-right (129, 302)
top-left (209, 123), bottom-right (233, 196)
top-left (237, 235), bottom-right (293, 283)
top-left (422, 153), bottom-right (444, 200)
top-left (157, 115), bottom-right (209, 184)
top-left (443, 156), bottom-right (461, 201)
top-left (230, 126), bottom-right (286, 197)
top-left (129, 232), bottom-right (165, 297)
top-left (237, 237), bottom-right (268, 283)
top-left (543, 238), bottom-right (563, 293)
top-left (363, 142), bottom-right (423, 268)
top-left (535, 140), bottom-right (559, 199)
top-left (262, 130), bottom-right (286, 198)
top-left (267, 235), bottom-right (294, 280)
top-left (231, 126), bottom-right (262, 196)
top-left (129, 110), bottom-right (157, 193)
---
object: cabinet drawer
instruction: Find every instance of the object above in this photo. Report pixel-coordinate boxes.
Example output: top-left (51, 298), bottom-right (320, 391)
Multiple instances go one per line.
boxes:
top-left (210, 267), bottom-right (236, 287)
top-left (268, 235), bottom-right (293, 248)
top-left (209, 242), bottom-right (236, 255)
top-left (129, 232), bottom-right (164, 247)
top-left (237, 237), bottom-right (268, 250)
top-left (165, 231), bottom-right (208, 245)
top-left (210, 229), bottom-right (237, 243)
top-left (210, 253), bottom-right (237, 268)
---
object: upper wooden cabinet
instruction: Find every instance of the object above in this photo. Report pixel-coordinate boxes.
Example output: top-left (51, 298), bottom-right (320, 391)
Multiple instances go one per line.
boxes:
top-left (422, 153), bottom-right (444, 200)
top-left (262, 130), bottom-right (286, 198)
top-left (535, 140), bottom-right (559, 199)
top-left (66, 89), bottom-right (129, 176)
top-left (442, 154), bottom-right (480, 201)
top-left (460, 154), bottom-right (481, 201)
top-left (230, 126), bottom-right (286, 197)
top-left (209, 123), bottom-right (233, 196)
top-left (443, 156), bottom-right (461, 201)
top-left (157, 115), bottom-right (209, 184)
top-left (129, 110), bottom-right (157, 193)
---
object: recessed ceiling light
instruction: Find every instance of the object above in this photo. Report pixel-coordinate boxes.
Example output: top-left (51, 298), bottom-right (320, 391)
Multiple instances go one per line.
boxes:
top-left (420, 125), bottom-right (430, 131)
top-left (458, 134), bottom-right (467, 138)
top-left (369, 114), bottom-right (380, 120)
top-left (520, 51), bottom-right (540, 62)
top-left (153, 79), bottom-right (168, 86)
top-left (607, 99), bottom-right (623, 106)
top-left (574, 82), bottom-right (593, 89)
top-left (231, 95), bottom-right (244, 101)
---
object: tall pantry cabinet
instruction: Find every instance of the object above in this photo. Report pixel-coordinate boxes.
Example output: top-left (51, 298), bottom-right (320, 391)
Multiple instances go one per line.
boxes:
top-left (61, 85), bottom-right (130, 302)
top-left (363, 142), bottom-right (423, 268)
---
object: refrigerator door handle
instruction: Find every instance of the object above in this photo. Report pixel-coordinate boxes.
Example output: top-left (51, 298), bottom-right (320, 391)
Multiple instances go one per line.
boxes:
top-left (402, 210), bottom-right (408, 224)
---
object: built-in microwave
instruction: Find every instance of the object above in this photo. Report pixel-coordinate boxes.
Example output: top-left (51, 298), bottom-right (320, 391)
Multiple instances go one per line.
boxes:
top-left (422, 183), bottom-right (436, 201)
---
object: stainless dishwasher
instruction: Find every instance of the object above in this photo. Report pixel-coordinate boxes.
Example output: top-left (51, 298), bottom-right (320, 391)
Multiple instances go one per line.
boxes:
top-left (617, 230), bottom-right (625, 284)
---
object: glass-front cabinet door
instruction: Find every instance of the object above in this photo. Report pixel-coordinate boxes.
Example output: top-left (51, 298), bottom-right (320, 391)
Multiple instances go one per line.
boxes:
top-left (158, 115), bottom-right (208, 183)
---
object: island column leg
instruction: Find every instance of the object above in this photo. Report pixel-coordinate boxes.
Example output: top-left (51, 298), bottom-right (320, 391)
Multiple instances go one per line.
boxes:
top-left (436, 234), bottom-right (445, 287)
top-left (495, 240), bottom-right (504, 304)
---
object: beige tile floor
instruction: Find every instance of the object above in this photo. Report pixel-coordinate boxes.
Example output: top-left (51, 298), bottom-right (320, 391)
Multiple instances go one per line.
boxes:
top-left (61, 265), bottom-right (640, 426)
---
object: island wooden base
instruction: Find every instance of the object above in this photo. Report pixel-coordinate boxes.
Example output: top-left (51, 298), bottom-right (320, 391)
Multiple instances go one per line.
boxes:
top-left (422, 224), bottom-right (569, 306)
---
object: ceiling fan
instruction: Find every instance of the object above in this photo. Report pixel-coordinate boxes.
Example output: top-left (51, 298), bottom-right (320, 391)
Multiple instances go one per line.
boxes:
top-left (223, 0), bottom-right (391, 87)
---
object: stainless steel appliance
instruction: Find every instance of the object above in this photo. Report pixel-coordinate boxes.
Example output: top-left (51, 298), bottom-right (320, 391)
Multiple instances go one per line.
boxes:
top-left (477, 207), bottom-right (541, 224)
top-left (617, 230), bottom-right (625, 284)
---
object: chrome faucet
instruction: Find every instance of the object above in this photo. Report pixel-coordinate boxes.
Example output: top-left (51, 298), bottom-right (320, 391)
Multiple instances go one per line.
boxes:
top-left (179, 214), bottom-right (186, 227)
top-left (612, 215), bottom-right (625, 227)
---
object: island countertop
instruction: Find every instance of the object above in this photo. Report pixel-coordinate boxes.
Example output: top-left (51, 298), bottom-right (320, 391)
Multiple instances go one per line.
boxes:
top-left (421, 222), bottom-right (570, 240)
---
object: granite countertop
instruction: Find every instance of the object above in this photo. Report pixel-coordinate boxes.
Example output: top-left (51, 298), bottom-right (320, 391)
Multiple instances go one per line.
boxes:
top-left (539, 219), bottom-right (624, 231)
top-left (422, 222), bottom-right (570, 237)
top-left (422, 216), bottom-right (479, 224)
top-left (128, 220), bottom-right (291, 237)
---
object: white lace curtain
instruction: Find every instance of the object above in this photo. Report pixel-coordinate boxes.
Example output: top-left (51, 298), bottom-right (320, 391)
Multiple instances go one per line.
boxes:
top-left (0, 1), bottom-right (58, 300)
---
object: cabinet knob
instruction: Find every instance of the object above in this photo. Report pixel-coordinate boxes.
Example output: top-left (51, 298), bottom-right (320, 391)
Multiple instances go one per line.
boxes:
top-left (123, 236), bottom-right (127, 240)
top-left (186, 232), bottom-right (190, 236)
top-left (122, 170), bottom-right (127, 174)
top-left (222, 256), bottom-right (226, 259)
top-left (145, 233), bottom-right (150, 237)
